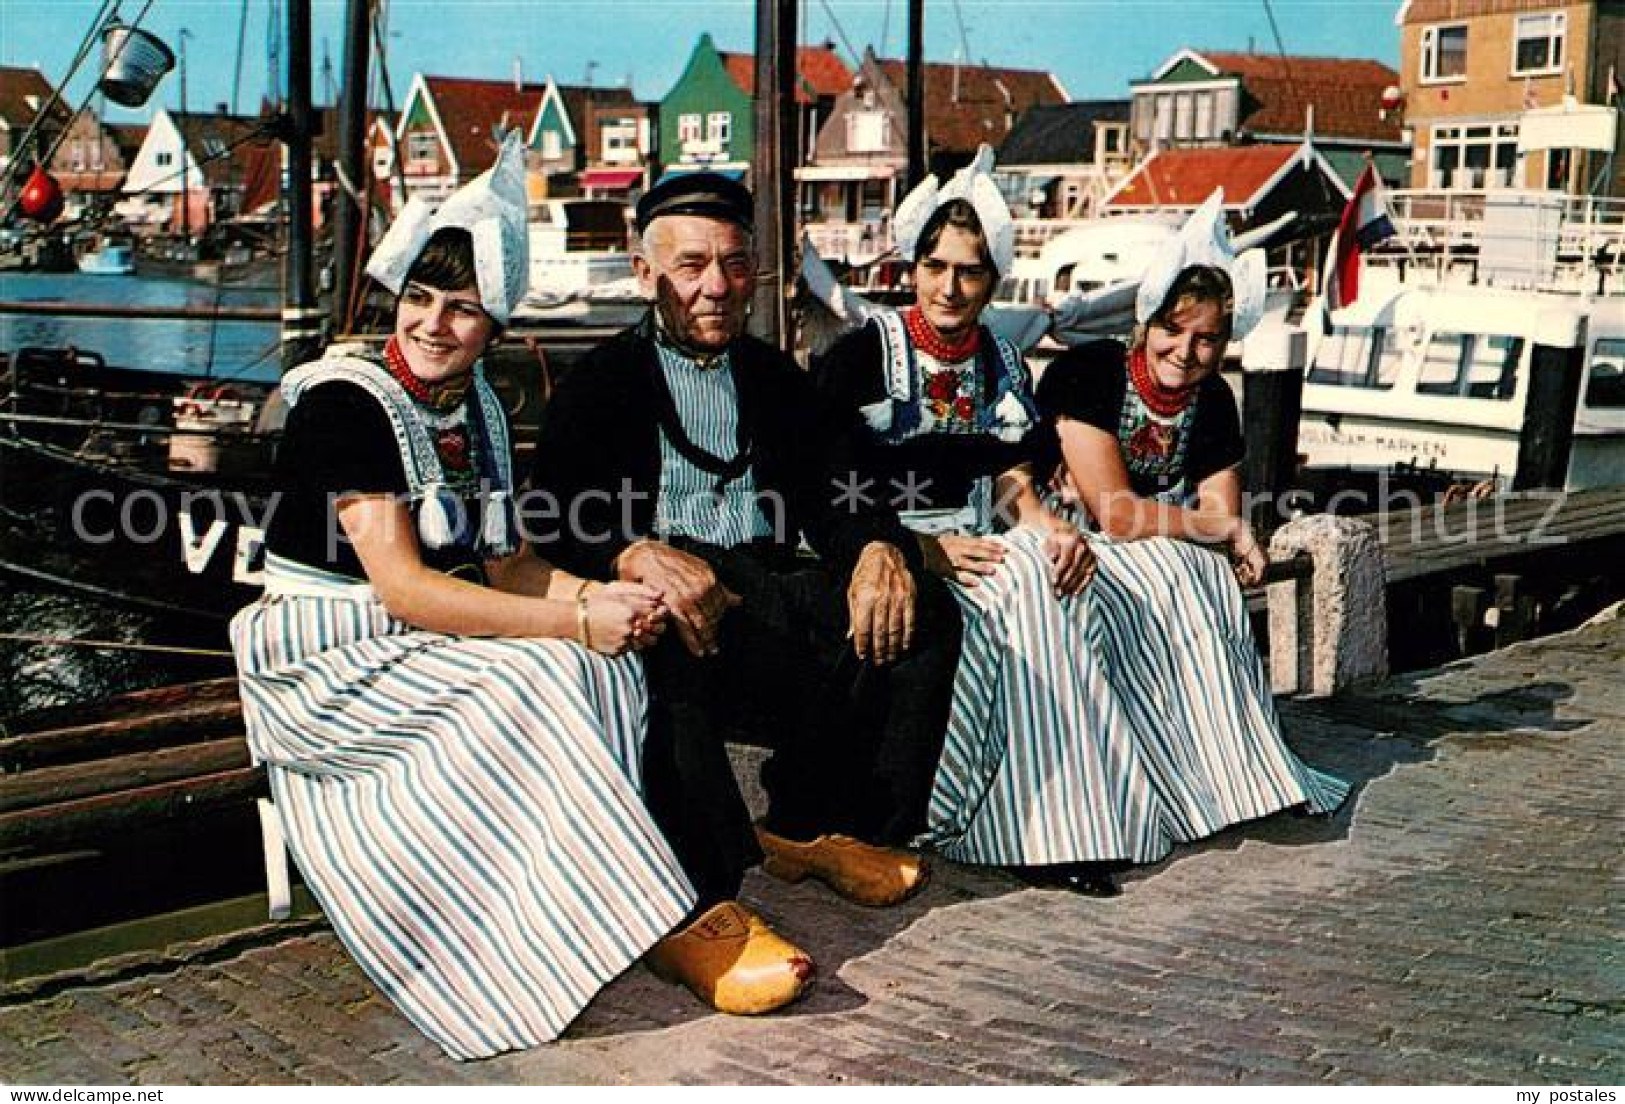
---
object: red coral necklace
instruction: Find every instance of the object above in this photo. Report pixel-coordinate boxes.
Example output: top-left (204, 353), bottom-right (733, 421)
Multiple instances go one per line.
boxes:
top-left (904, 306), bottom-right (981, 363)
top-left (384, 335), bottom-right (472, 412)
top-left (1128, 346), bottom-right (1194, 419)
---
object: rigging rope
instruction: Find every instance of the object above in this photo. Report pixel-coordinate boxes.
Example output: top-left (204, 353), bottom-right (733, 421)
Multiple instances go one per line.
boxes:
top-left (0, 632), bottom-right (233, 658)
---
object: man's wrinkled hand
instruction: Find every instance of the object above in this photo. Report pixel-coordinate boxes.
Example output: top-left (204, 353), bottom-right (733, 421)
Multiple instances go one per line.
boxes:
top-left (847, 541), bottom-right (916, 665)
top-left (618, 540), bottom-right (739, 657)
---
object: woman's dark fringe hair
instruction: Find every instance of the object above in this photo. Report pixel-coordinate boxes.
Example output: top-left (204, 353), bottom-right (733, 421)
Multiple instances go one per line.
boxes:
top-left (1150, 263), bottom-right (1235, 333)
top-left (914, 198), bottom-right (997, 272)
top-left (404, 226), bottom-right (479, 295)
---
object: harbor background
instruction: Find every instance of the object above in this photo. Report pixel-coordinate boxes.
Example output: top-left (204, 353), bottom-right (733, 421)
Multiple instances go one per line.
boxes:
top-left (0, 271), bottom-right (269, 716)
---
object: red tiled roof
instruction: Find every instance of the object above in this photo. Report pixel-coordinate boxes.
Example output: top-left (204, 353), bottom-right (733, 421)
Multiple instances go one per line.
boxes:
top-left (0, 66), bottom-right (66, 128)
top-left (422, 75), bottom-right (546, 173)
top-left (877, 59), bottom-right (1067, 154)
top-left (171, 110), bottom-right (268, 187)
top-left (1106, 144), bottom-right (1297, 208)
top-left (1200, 51), bottom-right (1402, 143)
top-left (720, 45), bottom-right (854, 104)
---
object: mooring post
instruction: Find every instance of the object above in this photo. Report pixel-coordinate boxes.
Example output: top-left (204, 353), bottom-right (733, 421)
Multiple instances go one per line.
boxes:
top-left (1268, 514), bottom-right (1388, 696)
top-left (1513, 308), bottom-right (1586, 491)
top-left (1241, 322), bottom-right (1307, 530)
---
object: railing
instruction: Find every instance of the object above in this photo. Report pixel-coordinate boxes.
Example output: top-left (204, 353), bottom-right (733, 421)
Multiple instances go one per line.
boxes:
top-left (804, 221), bottom-right (894, 264)
top-left (1375, 189), bottom-right (1625, 294)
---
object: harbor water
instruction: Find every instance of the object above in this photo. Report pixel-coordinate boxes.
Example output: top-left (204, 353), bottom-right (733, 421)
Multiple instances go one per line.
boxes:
top-left (1, 271), bottom-right (276, 718)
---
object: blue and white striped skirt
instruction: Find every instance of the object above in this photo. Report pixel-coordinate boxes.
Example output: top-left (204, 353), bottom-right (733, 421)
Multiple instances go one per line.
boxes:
top-left (230, 592), bottom-right (695, 1061)
top-left (922, 527), bottom-right (1348, 867)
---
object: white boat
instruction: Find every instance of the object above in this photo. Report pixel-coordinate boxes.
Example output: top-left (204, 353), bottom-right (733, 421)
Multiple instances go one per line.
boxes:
top-left (76, 242), bottom-right (135, 275)
top-left (1300, 189), bottom-right (1625, 493)
top-left (515, 198), bottom-right (646, 326)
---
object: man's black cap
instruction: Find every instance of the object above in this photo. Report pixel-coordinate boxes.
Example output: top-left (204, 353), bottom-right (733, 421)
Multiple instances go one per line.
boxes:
top-left (635, 173), bottom-right (754, 234)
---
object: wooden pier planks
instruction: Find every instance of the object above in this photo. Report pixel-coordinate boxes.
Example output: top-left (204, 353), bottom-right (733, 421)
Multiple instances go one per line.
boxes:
top-left (1372, 486), bottom-right (1625, 582)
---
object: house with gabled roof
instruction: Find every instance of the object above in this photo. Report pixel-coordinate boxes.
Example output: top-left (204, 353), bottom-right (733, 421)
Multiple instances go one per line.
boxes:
top-left (874, 56), bottom-right (1069, 176)
top-left (996, 100), bottom-right (1133, 220)
top-left (395, 73), bottom-right (544, 204)
top-left (1103, 138), bottom-right (1351, 276)
top-left (119, 107), bottom-right (266, 233)
top-left (1129, 48), bottom-right (1408, 188)
top-left (531, 79), bottom-right (655, 198)
top-left (0, 66), bottom-right (68, 178)
top-left (796, 47), bottom-right (1067, 261)
top-left (659, 33), bottom-right (852, 183)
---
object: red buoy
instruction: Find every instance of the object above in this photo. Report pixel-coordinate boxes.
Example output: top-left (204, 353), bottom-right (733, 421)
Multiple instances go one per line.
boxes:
top-left (17, 164), bottom-right (65, 223)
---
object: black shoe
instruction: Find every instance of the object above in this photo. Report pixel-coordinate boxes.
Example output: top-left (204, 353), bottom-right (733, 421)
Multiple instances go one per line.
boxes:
top-left (1015, 862), bottom-right (1123, 898)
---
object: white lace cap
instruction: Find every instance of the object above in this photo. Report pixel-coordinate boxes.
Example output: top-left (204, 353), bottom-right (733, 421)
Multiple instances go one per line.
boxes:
top-left (1133, 188), bottom-right (1268, 339)
top-left (365, 131), bottom-right (531, 324)
top-left (892, 144), bottom-right (1015, 276)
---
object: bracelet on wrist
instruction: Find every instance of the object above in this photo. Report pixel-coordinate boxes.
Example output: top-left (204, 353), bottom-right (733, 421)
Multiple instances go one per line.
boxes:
top-left (575, 595), bottom-right (593, 651)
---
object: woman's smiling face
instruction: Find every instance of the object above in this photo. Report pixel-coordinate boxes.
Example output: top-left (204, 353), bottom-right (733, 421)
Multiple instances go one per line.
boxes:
top-left (393, 281), bottom-right (495, 383)
top-left (1144, 296), bottom-right (1229, 390)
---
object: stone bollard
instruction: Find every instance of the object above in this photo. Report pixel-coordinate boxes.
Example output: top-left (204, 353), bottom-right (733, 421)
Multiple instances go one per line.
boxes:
top-left (1268, 514), bottom-right (1388, 696)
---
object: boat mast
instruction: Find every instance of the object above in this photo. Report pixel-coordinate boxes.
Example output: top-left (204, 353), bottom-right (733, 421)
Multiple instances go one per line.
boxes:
top-left (750, 0), bottom-right (797, 349)
top-left (906, 0), bottom-right (924, 190)
top-left (281, 0), bottom-right (322, 371)
top-left (329, 0), bottom-right (372, 336)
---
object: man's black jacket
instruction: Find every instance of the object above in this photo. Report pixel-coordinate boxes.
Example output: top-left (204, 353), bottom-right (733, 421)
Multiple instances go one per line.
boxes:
top-left (526, 318), bottom-right (923, 581)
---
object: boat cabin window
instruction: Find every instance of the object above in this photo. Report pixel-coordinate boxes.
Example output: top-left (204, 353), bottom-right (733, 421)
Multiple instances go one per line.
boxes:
top-left (1585, 338), bottom-right (1625, 409)
top-left (1418, 332), bottom-right (1522, 400)
top-left (1308, 326), bottom-right (1401, 390)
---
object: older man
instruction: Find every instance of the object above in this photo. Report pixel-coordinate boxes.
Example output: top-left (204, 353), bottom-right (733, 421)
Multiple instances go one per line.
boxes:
top-left (528, 174), bottom-right (960, 1016)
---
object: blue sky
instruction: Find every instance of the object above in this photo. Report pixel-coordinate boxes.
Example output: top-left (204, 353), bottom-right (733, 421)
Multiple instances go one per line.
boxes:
top-left (0, 1), bottom-right (1402, 122)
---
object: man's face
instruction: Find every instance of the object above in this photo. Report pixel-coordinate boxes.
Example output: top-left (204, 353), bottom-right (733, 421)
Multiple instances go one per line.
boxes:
top-left (633, 215), bottom-right (755, 352)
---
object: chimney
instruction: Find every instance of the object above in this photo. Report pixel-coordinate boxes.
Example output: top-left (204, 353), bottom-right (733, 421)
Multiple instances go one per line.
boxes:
top-left (513, 56), bottom-right (522, 91)
top-left (216, 102), bottom-right (228, 116)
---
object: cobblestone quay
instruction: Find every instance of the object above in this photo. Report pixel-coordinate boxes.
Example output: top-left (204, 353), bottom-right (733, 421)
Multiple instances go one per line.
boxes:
top-left (2, 611), bottom-right (1620, 1085)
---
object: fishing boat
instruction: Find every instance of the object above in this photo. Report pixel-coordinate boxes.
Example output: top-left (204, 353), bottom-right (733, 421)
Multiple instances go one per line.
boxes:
top-left (1298, 187), bottom-right (1625, 495)
top-left (75, 240), bottom-right (135, 275)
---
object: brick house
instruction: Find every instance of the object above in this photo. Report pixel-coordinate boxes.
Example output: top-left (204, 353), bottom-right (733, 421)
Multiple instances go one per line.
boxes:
top-left (1395, 0), bottom-right (1623, 196)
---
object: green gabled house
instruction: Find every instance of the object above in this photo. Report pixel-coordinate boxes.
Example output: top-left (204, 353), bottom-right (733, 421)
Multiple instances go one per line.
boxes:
top-left (659, 32), bottom-right (852, 183)
top-left (659, 34), bottom-right (755, 178)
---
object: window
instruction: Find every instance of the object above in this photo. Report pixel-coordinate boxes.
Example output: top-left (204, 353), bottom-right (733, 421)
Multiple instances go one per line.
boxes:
top-left (1585, 338), bottom-right (1625, 409)
top-left (1193, 93), bottom-right (1214, 140)
top-left (1430, 123), bottom-right (1520, 189)
top-left (1153, 95), bottom-right (1172, 142)
top-left (706, 112), bottom-right (731, 146)
top-left (156, 151), bottom-right (173, 167)
top-left (1101, 125), bottom-right (1122, 154)
top-left (540, 131), bottom-right (561, 160)
top-left (678, 113), bottom-right (702, 144)
top-left (1418, 333), bottom-right (1522, 400)
top-left (1421, 24), bottom-right (1468, 83)
top-left (1174, 93), bottom-right (1193, 140)
top-left (847, 110), bottom-right (888, 153)
top-left (1513, 12), bottom-right (1564, 76)
top-left (1309, 326), bottom-right (1403, 389)
top-left (406, 132), bottom-right (438, 166)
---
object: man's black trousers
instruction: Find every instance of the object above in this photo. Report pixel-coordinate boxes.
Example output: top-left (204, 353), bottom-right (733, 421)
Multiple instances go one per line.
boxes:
top-left (638, 540), bottom-right (962, 907)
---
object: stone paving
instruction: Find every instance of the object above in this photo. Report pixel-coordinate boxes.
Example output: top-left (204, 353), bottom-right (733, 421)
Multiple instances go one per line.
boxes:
top-left (1, 613), bottom-right (1620, 1085)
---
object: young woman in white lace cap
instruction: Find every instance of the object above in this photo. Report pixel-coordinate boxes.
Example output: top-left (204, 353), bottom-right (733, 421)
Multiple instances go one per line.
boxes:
top-left (1026, 204), bottom-right (1349, 894)
top-left (228, 136), bottom-right (697, 1061)
top-left (818, 161), bottom-right (1346, 899)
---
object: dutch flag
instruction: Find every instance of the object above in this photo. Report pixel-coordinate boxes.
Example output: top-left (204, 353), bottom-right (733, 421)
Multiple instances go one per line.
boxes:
top-left (1324, 162), bottom-right (1397, 312)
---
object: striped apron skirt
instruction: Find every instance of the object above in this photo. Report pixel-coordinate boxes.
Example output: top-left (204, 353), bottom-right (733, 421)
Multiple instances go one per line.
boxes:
top-left (921, 527), bottom-right (1348, 867)
top-left (229, 558), bottom-right (695, 1061)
